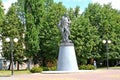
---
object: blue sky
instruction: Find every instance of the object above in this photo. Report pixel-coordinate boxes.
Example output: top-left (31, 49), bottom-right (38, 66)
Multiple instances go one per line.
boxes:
top-left (54, 0), bottom-right (91, 12)
top-left (2, 0), bottom-right (120, 13)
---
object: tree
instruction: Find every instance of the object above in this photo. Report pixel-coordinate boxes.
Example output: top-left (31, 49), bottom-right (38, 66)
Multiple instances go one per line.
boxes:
top-left (0, 0), bottom-right (4, 33)
top-left (67, 5), bottom-right (100, 65)
top-left (38, 1), bottom-right (67, 66)
top-left (2, 3), bottom-right (25, 70)
top-left (84, 3), bottom-right (120, 66)
top-left (71, 16), bottom-right (100, 65)
top-left (24, 0), bottom-right (44, 65)
top-left (23, 0), bottom-right (67, 67)
top-left (74, 6), bottom-right (80, 18)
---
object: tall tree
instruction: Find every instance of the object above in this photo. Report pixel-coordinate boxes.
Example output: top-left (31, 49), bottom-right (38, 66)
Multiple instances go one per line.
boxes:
top-left (0, 0), bottom-right (4, 33)
top-left (24, 0), bottom-right (44, 64)
top-left (84, 3), bottom-right (120, 66)
top-left (71, 16), bottom-right (100, 65)
top-left (38, 1), bottom-right (67, 66)
top-left (24, 0), bottom-right (67, 67)
top-left (2, 3), bottom-right (24, 70)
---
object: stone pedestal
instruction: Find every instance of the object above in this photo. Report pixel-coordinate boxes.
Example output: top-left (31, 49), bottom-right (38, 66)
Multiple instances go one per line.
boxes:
top-left (57, 43), bottom-right (78, 71)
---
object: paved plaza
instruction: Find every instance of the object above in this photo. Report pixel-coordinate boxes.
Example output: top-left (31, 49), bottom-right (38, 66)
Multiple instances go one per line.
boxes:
top-left (0, 70), bottom-right (120, 80)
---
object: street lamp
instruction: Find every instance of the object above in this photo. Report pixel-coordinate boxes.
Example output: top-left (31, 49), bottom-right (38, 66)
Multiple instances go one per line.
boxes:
top-left (102, 39), bottom-right (111, 69)
top-left (5, 37), bottom-right (18, 75)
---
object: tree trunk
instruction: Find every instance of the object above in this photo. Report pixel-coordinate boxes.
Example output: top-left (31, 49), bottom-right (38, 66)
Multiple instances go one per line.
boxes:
top-left (17, 61), bottom-right (19, 70)
top-left (8, 61), bottom-right (11, 70)
top-left (90, 58), bottom-right (94, 64)
top-left (42, 57), bottom-right (46, 67)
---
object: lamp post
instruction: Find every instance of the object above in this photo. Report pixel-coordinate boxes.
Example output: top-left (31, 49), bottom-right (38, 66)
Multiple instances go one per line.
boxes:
top-left (102, 40), bottom-right (111, 69)
top-left (6, 37), bottom-right (18, 75)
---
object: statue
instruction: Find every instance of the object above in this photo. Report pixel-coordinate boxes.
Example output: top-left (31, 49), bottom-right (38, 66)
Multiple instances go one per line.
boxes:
top-left (58, 14), bottom-right (71, 43)
top-left (57, 14), bottom-right (78, 71)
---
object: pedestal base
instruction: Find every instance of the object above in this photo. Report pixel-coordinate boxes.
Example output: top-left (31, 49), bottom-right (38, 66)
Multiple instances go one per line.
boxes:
top-left (57, 43), bottom-right (78, 71)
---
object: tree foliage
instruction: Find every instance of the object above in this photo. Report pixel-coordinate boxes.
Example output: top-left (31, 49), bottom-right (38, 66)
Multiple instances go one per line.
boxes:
top-left (2, 3), bottom-right (25, 65)
top-left (71, 16), bottom-right (100, 64)
top-left (84, 3), bottom-right (120, 61)
top-left (0, 0), bottom-right (4, 33)
top-left (24, 0), bottom-right (44, 60)
top-left (38, 1), bottom-right (67, 66)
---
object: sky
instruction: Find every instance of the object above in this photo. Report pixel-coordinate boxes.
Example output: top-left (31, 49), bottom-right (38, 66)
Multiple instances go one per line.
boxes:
top-left (2, 0), bottom-right (120, 13)
top-left (54, 0), bottom-right (91, 12)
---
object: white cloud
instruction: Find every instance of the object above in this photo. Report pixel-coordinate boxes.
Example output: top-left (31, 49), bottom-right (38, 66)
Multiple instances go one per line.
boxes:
top-left (2, 0), bottom-right (17, 13)
top-left (92, 0), bottom-right (120, 10)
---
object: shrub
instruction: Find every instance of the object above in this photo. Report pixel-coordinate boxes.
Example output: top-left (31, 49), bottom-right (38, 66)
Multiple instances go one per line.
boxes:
top-left (30, 66), bottom-right (43, 73)
top-left (79, 65), bottom-right (87, 70)
top-left (48, 66), bottom-right (57, 71)
top-left (87, 64), bottom-right (95, 70)
top-left (42, 66), bottom-right (57, 71)
top-left (79, 64), bottom-right (94, 70)
top-left (43, 67), bottom-right (49, 71)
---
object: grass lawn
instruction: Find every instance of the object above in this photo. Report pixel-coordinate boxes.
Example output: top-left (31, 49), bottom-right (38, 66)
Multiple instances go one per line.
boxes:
top-left (97, 66), bottom-right (120, 70)
top-left (108, 66), bottom-right (120, 70)
top-left (0, 70), bottom-right (31, 76)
